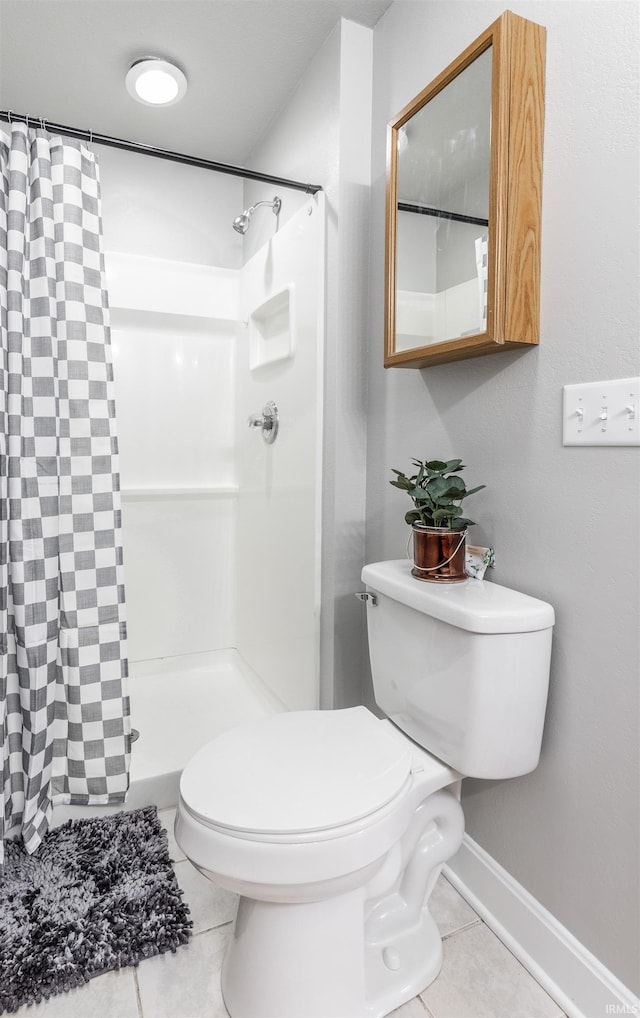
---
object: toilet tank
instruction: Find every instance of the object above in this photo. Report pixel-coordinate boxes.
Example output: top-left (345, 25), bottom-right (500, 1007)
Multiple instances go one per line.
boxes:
top-left (361, 560), bottom-right (555, 780)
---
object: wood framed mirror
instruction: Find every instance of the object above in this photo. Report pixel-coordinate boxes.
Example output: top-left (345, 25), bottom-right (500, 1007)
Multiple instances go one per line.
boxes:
top-left (384, 11), bottom-right (545, 368)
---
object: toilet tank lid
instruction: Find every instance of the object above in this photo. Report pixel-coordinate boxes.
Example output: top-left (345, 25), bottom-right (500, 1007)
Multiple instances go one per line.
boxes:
top-left (361, 560), bottom-right (555, 634)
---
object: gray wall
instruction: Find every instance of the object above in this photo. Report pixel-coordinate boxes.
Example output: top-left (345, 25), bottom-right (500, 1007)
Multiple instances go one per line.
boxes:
top-left (366, 0), bottom-right (639, 993)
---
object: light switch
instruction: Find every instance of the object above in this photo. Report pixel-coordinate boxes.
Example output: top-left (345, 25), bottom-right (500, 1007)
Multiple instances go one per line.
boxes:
top-left (563, 377), bottom-right (640, 446)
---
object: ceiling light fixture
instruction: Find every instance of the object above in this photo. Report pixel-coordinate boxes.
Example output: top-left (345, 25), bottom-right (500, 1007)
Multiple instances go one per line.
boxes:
top-left (126, 57), bottom-right (187, 106)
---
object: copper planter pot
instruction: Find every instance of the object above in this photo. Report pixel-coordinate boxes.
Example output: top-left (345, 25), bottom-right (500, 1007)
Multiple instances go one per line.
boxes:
top-left (411, 525), bottom-right (467, 583)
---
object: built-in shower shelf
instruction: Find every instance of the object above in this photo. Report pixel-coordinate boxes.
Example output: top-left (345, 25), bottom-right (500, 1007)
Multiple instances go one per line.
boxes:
top-left (249, 286), bottom-right (295, 369)
top-left (121, 485), bottom-right (238, 502)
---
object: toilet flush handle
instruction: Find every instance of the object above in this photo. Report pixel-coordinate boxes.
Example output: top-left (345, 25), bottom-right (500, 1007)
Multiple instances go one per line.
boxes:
top-left (355, 591), bottom-right (377, 605)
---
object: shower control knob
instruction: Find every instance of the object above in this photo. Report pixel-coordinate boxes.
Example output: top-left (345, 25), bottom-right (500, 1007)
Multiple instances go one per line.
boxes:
top-left (247, 401), bottom-right (279, 445)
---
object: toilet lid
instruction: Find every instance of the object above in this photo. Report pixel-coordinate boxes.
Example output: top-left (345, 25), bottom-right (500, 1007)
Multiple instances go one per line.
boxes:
top-left (180, 706), bottom-right (413, 835)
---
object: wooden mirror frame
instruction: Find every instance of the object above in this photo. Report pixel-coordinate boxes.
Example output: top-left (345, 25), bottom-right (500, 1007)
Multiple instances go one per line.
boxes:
top-left (384, 11), bottom-right (546, 369)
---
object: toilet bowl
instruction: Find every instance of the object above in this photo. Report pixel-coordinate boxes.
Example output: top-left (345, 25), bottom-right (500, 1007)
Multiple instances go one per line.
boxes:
top-left (175, 560), bottom-right (554, 1018)
top-left (176, 707), bottom-right (464, 1018)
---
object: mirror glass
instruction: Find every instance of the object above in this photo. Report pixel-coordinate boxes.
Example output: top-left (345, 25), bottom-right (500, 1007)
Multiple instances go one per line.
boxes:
top-left (395, 46), bottom-right (492, 352)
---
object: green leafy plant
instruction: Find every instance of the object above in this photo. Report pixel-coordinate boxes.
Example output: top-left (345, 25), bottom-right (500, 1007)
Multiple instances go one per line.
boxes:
top-left (390, 458), bottom-right (485, 530)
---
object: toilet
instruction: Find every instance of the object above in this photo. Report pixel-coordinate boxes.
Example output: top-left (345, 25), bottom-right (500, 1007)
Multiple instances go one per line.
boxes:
top-left (175, 560), bottom-right (554, 1018)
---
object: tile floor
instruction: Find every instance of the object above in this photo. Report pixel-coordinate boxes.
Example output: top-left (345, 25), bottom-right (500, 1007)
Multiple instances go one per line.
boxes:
top-left (18, 808), bottom-right (566, 1018)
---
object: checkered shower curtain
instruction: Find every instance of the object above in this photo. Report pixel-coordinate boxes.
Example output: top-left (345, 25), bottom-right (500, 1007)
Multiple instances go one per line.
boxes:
top-left (0, 123), bottom-right (131, 862)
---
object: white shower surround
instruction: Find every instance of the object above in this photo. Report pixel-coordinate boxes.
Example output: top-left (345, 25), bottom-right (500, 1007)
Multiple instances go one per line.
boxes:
top-left (53, 200), bottom-right (324, 819)
top-left (108, 249), bottom-right (238, 662)
top-left (235, 196), bottom-right (325, 712)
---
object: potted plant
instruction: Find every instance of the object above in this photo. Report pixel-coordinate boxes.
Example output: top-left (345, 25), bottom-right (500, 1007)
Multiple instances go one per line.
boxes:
top-left (390, 458), bottom-right (485, 582)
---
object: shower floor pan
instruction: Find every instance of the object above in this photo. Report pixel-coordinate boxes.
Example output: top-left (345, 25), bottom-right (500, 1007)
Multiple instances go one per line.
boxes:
top-left (52, 649), bottom-right (283, 828)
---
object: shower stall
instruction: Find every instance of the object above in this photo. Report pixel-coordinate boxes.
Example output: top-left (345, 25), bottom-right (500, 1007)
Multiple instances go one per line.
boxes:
top-left (1, 17), bottom-right (371, 851)
top-left (53, 155), bottom-right (325, 822)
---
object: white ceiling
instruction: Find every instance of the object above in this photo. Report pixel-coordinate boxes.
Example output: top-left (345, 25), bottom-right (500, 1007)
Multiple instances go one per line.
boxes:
top-left (0, 0), bottom-right (392, 165)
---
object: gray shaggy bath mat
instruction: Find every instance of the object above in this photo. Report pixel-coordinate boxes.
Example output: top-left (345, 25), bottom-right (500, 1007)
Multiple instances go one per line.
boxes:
top-left (0, 805), bottom-right (192, 1014)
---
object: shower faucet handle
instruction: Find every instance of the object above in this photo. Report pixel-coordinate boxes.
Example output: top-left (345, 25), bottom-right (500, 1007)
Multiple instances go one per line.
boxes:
top-left (247, 400), bottom-right (279, 445)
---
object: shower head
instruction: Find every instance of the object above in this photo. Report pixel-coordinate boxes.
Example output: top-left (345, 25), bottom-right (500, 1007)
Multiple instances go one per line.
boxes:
top-left (233, 196), bottom-right (281, 234)
top-left (232, 211), bottom-right (251, 235)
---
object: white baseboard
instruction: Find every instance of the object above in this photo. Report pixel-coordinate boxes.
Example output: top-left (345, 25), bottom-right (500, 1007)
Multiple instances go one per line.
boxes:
top-left (444, 835), bottom-right (639, 1018)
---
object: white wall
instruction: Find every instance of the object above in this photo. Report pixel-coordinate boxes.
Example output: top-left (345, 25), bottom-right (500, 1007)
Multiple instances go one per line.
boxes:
top-left (246, 19), bottom-right (374, 709)
top-left (98, 145), bottom-right (243, 268)
top-left (367, 0), bottom-right (639, 994)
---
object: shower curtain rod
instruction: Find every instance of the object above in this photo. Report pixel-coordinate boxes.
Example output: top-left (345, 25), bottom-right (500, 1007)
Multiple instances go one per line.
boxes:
top-left (398, 201), bottom-right (488, 228)
top-left (0, 110), bottom-right (322, 195)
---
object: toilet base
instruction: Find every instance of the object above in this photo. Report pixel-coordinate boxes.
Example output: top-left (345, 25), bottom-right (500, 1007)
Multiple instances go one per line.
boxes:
top-left (221, 889), bottom-right (445, 1018)
top-left (222, 891), bottom-right (370, 1018)
top-left (365, 907), bottom-right (443, 1017)
top-left (220, 790), bottom-right (464, 1018)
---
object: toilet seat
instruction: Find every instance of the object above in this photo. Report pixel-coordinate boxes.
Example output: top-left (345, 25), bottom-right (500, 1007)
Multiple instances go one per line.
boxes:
top-left (180, 706), bottom-right (413, 836)
top-left (176, 706), bottom-right (460, 894)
